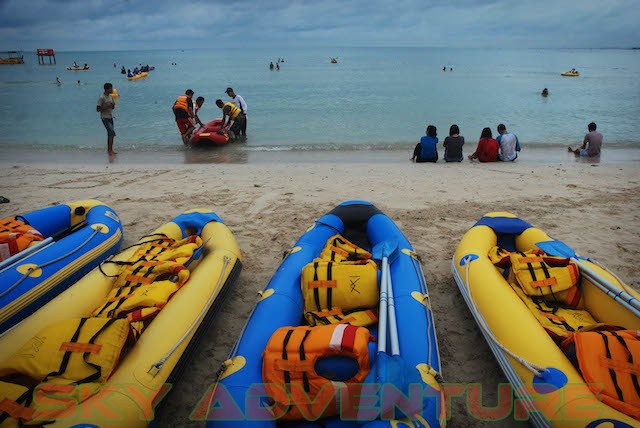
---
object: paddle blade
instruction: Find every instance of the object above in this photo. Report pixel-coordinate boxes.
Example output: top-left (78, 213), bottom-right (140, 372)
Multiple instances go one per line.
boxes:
top-left (535, 240), bottom-right (576, 258)
top-left (372, 240), bottom-right (400, 264)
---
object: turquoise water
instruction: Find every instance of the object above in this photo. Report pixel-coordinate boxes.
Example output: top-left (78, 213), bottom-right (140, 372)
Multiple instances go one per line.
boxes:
top-left (0, 47), bottom-right (639, 157)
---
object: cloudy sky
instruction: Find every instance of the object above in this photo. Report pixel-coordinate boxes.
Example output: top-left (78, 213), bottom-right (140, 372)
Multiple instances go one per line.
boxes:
top-left (1, 0), bottom-right (638, 51)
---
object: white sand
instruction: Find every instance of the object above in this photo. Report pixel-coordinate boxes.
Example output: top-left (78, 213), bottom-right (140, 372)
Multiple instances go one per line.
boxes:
top-left (1, 161), bottom-right (638, 427)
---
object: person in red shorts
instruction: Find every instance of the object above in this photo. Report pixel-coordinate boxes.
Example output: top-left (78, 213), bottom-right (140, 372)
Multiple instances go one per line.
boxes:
top-left (173, 89), bottom-right (195, 145)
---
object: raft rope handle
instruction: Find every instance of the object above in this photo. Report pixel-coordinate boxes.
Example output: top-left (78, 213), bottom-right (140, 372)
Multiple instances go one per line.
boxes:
top-left (0, 226), bottom-right (103, 300)
top-left (463, 255), bottom-right (547, 378)
top-left (148, 255), bottom-right (231, 376)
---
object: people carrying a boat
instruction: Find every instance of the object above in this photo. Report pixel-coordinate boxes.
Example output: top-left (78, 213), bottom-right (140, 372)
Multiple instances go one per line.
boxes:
top-left (174, 90), bottom-right (196, 145)
top-left (412, 124), bottom-right (439, 163)
top-left (215, 99), bottom-right (244, 139)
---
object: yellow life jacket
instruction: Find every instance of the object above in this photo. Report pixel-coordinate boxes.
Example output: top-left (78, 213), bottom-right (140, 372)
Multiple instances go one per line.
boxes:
top-left (262, 324), bottom-right (371, 420)
top-left (0, 217), bottom-right (44, 262)
top-left (93, 235), bottom-right (202, 339)
top-left (173, 94), bottom-right (191, 114)
top-left (510, 282), bottom-right (598, 339)
top-left (0, 318), bottom-right (130, 424)
top-left (510, 249), bottom-right (581, 307)
top-left (223, 102), bottom-right (241, 119)
top-left (563, 329), bottom-right (640, 420)
top-left (302, 235), bottom-right (379, 327)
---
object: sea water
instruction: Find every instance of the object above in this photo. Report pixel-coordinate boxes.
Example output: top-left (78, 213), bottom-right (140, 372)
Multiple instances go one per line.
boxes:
top-left (0, 47), bottom-right (638, 163)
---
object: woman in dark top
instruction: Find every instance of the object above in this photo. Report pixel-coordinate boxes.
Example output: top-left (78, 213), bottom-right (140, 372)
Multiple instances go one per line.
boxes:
top-left (411, 125), bottom-right (438, 163)
top-left (443, 124), bottom-right (464, 162)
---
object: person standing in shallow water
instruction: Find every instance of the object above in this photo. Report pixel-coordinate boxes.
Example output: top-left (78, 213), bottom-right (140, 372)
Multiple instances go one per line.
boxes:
top-left (96, 82), bottom-right (117, 155)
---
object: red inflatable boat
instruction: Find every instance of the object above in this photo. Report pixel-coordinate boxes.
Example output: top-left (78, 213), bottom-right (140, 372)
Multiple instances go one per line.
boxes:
top-left (190, 119), bottom-right (229, 146)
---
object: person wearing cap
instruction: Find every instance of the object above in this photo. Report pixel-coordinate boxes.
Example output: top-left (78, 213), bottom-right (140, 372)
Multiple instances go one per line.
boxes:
top-left (225, 87), bottom-right (248, 136)
top-left (173, 89), bottom-right (195, 145)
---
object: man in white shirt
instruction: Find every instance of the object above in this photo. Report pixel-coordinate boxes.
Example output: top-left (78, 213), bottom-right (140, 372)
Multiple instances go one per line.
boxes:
top-left (496, 123), bottom-right (520, 161)
top-left (225, 87), bottom-right (248, 136)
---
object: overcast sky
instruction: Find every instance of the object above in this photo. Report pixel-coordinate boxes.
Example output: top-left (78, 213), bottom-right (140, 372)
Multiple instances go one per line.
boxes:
top-left (1, 0), bottom-right (638, 51)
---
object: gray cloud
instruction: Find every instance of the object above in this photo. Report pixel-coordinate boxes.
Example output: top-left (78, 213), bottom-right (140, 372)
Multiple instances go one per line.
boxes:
top-left (0, 0), bottom-right (638, 50)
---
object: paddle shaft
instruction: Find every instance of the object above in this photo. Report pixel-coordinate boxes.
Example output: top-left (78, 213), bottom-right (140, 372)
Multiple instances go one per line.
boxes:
top-left (576, 258), bottom-right (640, 316)
top-left (386, 265), bottom-right (400, 356)
top-left (0, 238), bottom-right (54, 271)
top-left (377, 256), bottom-right (389, 353)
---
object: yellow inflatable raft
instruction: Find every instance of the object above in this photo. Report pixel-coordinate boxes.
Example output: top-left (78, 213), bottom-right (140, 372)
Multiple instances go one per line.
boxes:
top-left (126, 72), bottom-right (148, 81)
top-left (0, 209), bottom-right (242, 428)
top-left (452, 212), bottom-right (640, 428)
top-left (561, 71), bottom-right (579, 77)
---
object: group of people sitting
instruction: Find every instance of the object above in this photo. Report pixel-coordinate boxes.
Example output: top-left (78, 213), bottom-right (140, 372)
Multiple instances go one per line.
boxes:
top-left (411, 124), bottom-right (520, 163)
top-left (121, 65), bottom-right (152, 77)
top-left (172, 87), bottom-right (248, 145)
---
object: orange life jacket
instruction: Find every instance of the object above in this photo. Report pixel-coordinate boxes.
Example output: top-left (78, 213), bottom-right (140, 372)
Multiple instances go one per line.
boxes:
top-left (0, 218), bottom-right (44, 262)
top-left (173, 95), bottom-right (191, 114)
top-left (262, 324), bottom-right (371, 420)
top-left (564, 329), bottom-right (640, 420)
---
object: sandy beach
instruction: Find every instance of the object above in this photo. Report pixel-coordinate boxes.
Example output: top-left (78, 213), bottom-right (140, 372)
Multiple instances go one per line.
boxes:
top-left (0, 160), bottom-right (638, 427)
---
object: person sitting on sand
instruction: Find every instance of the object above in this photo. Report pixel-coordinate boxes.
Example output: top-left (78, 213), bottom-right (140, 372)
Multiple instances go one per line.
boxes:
top-left (541, 88), bottom-right (549, 97)
top-left (443, 124), bottom-right (464, 162)
top-left (468, 128), bottom-right (499, 162)
top-left (411, 125), bottom-right (439, 163)
top-left (496, 123), bottom-right (520, 161)
top-left (568, 122), bottom-right (603, 157)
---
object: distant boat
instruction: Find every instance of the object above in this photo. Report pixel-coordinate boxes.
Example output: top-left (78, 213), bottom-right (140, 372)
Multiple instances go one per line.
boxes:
top-left (330, 57), bottom-right (338, 64)
top-left (67, 64), bottom-right (90, 71)
top-left (0, 51), bottom-right (24, 65)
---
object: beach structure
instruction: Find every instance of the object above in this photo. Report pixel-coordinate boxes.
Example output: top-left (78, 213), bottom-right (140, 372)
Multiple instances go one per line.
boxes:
top-left (0, 51), bottom-right (24, 65)
top-left (37, 48), bottom-right (56, 65)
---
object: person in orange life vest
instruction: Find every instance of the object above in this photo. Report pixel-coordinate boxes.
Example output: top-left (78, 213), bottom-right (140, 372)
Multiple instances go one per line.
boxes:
top-left (173, 89), bottom-right (195, 145)
top-left (215, 99), bottom-right (244, 139)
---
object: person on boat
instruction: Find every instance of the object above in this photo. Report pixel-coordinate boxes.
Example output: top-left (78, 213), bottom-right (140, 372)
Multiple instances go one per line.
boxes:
top-left (215, 98), bottom-right (244, 140)
top-left (133, 67), bottom-right (139, 75)
top-left (225, 87), bottom-right (248, 136)
top-left (468, 127), bottom-right (499, 162)
top-left (541, 88), bottom-right (549, 96)
top-left (73, 61), bottom-right (78, 67)
top-left (443, 124), bottom-right (465, 162)
top-left (83, 63), bottom-right (88, 69)
top-left (269, 62), bottom-right (274, 70)
top-left (189, 96), bottom-right (205, 128)
top-left (127, 69), bottom-right (133, 77)
top-left (411, 125), bottom-right (438, 163)
top-left (173, 89), bottom-right (196, 145)
top-left (571, 68), bottom-right (577, 73)
top-left (568, 122), bottom-right (603, 157)
top-left (496, 123), bottom-right (520, 161)
top-left (96, 82), bottom-right (117, 155)
top-left (120, 66), bottom-right (126, 74)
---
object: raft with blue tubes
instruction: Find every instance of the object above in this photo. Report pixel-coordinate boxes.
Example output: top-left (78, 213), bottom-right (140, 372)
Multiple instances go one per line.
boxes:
top-left (452, 212), bottom-right (640, 427)
top-left (0, 200), bottom-right (123, 334)
top-left (208, 200), bottom-right (445, 427)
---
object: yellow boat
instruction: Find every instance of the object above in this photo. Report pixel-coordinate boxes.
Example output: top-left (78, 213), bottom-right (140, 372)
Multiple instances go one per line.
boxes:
top-left (0, 209), bottom-right (242, 427)
top-left (126, 72), bottom-right (148, 81)
top-left (561, 71), bottom-right (579, 77)
top-left (452, 212), bottom-right (640, 428)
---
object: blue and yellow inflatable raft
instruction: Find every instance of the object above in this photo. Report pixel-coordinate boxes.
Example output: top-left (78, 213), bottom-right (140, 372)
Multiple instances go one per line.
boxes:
top-left (452, 212), bottom-right (640, 428)
top-left (0, 200), bottom-right (123, 334)
top-left (208, 200), bottom-right (445, 427)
